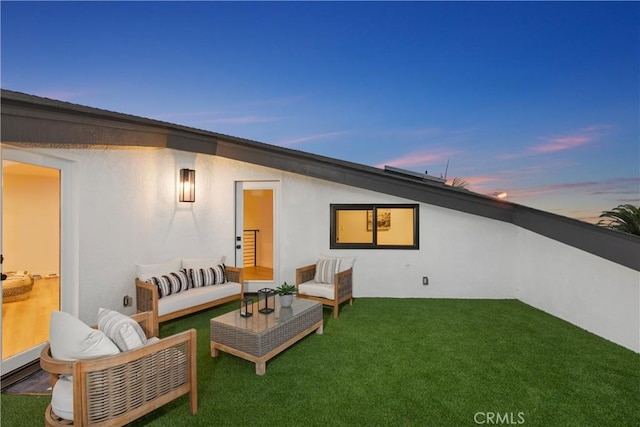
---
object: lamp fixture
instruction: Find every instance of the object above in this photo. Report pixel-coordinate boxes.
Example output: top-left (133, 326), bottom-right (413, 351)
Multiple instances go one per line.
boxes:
top-left (179, 169), bottom-right (196, 203)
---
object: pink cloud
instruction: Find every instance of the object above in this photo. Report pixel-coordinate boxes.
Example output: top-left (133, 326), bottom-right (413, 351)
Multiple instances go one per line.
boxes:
top-left (499, 124), bottom-right (612, 159)
top-left (460, 175), bottom-right (501, 186)
top-left (278, 131), bottom-right (348, 147)
top-left (507, 177), bottom-right (640, 201)
top-left (530, 135), bottom-right (592, 154)
top-left (375, 149), bottom-right (454, 169)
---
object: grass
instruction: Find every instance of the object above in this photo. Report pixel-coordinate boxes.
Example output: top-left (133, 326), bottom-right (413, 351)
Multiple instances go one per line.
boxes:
top-left (2, 299), bottom-right (639, 426)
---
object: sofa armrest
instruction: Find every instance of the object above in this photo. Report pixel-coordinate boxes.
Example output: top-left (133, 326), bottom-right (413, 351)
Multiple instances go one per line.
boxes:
top-left (136, 279), bottom-right (159, 334)
top-left (130, 310), bottom-right (157, 339)
top-left (225, 266), bottom-right (244, 286)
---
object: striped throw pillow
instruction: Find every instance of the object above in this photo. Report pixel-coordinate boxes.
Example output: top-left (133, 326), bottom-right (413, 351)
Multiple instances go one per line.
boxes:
top-left (314, 258), bottom-right (340, 284)
top-left (188, 265), bottom-right (227, 287)
top-left (146, 270), bottom-right (191, 298)
top-left (97, 308), bottom-right (147, 351)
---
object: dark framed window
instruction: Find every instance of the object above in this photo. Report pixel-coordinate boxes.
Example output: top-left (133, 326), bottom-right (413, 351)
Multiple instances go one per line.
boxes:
top-left (330, 204), bottom-right (419, 249)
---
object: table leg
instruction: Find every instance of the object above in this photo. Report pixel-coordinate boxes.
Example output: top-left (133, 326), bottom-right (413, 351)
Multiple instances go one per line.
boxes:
top-left (211, 342), bottom-right (219, 357)
top-left (256, 361), bottom-right (266, 376)
top-left (316, 323), bottom-right (323, 335)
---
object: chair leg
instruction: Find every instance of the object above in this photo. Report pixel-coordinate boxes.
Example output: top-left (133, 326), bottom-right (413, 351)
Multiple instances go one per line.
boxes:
top-left (333, 303), bottom-right (339, 319)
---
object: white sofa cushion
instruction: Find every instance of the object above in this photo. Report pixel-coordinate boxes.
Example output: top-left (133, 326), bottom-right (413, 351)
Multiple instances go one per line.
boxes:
top-left (158, 282), bottom-right (241, 317)
top-left (49, 311), bottom-right (120, 361)
top-left (136, 258), bottom-right (181, 282)
top-left (51, 376), bottom-right (74, 421)
top-left (97, 308), bottom-right (147, 351)
top-left (182, 256), bottom-right (226, 269)
top-left (298, 281), bottom-right (335, 300)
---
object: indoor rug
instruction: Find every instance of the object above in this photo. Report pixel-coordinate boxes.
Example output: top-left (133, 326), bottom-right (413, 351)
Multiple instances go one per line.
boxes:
top-left (2, 369), bottom-right (51, 395)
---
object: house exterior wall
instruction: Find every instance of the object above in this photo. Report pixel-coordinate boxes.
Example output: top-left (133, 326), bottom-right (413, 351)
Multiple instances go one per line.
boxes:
top-left (515, 228), bottom-right (640, 353)
top-left (6, 145), bottom-right (637, 353)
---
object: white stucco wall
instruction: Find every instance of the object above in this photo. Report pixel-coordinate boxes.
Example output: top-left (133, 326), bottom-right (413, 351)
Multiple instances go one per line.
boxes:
top-left (8, 146), bottom-right (638, 353)
top-left (515, 228), bottom-right (640, 353)
top-left (280, 172), bottom-right (517, 299)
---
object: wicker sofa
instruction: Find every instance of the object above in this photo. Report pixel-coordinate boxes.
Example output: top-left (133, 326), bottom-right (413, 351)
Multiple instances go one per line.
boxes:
top-left (40, 310), bottom-right (197, 426)
top-left (135, 256), bottom-right (244, 330)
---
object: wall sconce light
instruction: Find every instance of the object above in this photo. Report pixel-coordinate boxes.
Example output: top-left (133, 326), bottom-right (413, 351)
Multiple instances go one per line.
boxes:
top-left (179, 169), bottom-right (196, 203)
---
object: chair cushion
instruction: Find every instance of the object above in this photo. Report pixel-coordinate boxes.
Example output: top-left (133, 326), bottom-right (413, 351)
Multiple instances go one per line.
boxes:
top-left (186, 265), bottom-right (227, 287)
top-left (51, 376), bottom-right (74, 421)
top-left (136, 258), bottom-right (182, 282)
top-left (182, 255), bottom-right (226, 269)
top-left (146, 270), bottom-right (191, 298)
top-left (298, 281), bottom-right (335, 300)
top-left (49, 311), bottom-right (120, 361)
top-left (97, 308), bottom-right (147, 351)
top-left (314, 258), bottom-right (340, 284)
top-left (320, 254), bottom-right (356, 272)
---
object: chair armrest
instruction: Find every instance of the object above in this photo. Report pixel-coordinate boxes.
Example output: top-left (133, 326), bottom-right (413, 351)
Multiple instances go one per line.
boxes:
top-left (334, 268), bottom-right (353, 300)
top-left (72, 328), bottom-right (198, 424)
top-left (296, 264), bottom-right (316, 286)
top-left (40, 344), bottom-right (74, 388)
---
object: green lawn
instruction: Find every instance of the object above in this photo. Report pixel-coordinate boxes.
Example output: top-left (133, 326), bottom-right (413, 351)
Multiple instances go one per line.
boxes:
top-left (2, 299), bottom-right (639, 426)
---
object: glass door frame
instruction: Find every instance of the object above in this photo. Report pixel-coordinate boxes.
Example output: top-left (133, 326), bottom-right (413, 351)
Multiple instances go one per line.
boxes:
top-left (1, 145), bottom-right (79, 375)
top-left (234, 180), bottom-right (280, 293)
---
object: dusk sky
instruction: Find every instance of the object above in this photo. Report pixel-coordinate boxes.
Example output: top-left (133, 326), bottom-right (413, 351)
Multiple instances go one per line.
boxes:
top-left (2, 1), bottom-right (638, 223)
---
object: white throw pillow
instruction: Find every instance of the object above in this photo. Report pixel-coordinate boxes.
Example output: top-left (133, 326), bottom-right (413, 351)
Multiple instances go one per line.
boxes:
top-left (320, 254), bottom-right (356, 272)
top-left (51, 376), bottom-right (74, 421)
top-left (97, 308), bottom-right (147, 351)
top-left (182, 256), bottom-right (226, 269)
top-left (314, 258), bottom-right (340, 284)
top-left (49, 311), bottom-right (119, 361)
top-left (135, 258), bottom-right (181, 281)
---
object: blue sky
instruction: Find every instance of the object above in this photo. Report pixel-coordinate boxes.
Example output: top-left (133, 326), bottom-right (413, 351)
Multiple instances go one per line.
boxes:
top-left (2, 1), bottom-right (638, 222)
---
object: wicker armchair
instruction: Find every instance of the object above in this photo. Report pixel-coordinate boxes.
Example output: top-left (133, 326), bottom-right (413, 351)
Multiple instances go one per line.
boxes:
top-left (295, 263), bottom-right (353, 319)
top-left (40, 311), bottom-right (197, 426)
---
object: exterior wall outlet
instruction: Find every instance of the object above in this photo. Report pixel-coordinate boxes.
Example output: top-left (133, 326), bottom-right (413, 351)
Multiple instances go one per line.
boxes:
top-left (123, 295), bottom-right (133, 307)
top-left (422, 276), bottom-right (429, 285)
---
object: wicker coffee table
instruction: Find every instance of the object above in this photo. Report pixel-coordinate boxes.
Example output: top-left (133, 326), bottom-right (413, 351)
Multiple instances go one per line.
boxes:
top-left (210, 297), bottom-right (323, 375)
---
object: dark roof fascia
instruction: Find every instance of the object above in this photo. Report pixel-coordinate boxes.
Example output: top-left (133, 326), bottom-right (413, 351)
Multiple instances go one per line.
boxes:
top-left (214, 136), bottom-right (516, 222)
top-left (513, 205), bottom-right (640, 270)
top-left (2, 89), bottom-right (638, 271)
top-left (215, 136), bottom-right (640, 271)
